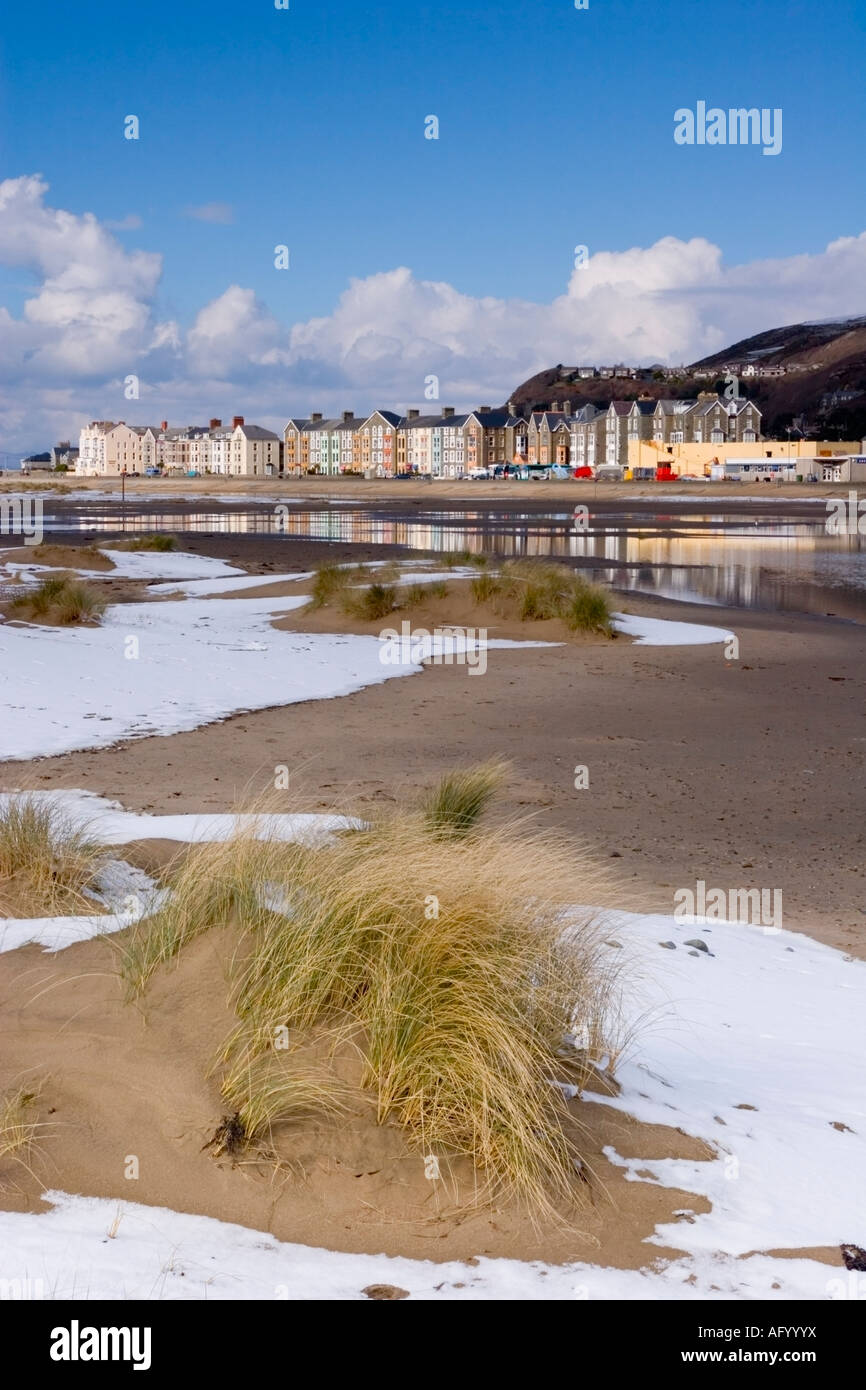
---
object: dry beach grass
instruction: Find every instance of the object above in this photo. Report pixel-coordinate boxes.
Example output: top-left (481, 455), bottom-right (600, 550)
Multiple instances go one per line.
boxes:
top-left (117, 770), bottom-right (620, 1215)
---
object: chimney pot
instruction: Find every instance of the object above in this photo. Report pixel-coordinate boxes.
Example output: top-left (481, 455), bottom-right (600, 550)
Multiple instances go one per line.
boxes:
top-left (232, 416), bottom-right (244, 428)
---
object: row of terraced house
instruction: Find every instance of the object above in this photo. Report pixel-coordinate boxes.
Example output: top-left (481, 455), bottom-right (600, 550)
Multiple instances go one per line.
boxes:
top-left (75, 394), bottom-right (762, 478)
top-left (283, 394), bottom-right (762, 476)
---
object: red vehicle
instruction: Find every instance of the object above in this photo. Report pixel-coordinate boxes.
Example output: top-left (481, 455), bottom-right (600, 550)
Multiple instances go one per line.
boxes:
top-left (573, 466), bottom-right (593, 479)
top-left (656, 465), bottom-right (677, 482)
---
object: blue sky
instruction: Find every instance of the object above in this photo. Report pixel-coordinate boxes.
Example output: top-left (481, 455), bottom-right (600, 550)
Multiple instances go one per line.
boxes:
top-left (1, 0), bottom-right (865, 448)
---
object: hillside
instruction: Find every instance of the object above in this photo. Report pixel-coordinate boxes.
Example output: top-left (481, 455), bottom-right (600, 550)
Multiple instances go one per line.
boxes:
top-left (506, 316), bottom-right (866, 439)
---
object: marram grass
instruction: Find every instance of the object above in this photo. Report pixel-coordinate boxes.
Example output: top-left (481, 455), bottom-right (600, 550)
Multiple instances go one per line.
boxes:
top-left (121, 773), bottom-right (619, 1215)
top-left (9, 575), bottom-right (106, 626)
top-left (421, 759), bottom-right (505, 839)
top-left (0, 793), bottom-right (104, 916)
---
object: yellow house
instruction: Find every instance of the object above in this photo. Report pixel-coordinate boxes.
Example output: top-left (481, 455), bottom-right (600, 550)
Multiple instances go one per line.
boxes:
top-left (627, 438), bottom-right (860, 479)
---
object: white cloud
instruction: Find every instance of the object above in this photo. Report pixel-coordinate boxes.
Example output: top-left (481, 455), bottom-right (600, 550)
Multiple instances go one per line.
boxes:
top-left (1, 175), bottom-right (865, 449)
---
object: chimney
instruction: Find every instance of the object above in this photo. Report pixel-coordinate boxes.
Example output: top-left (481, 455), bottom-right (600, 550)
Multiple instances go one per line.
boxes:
top-left (160, 420), bottom-right (168, 431)
top-left (507, 399), bottom-right (517, 415)
top-left (311, 412), bottom-right (323, 423)
top-left (342, 410), bottom-right (354, 423)
top-left (442, 406), bottom-right (455, 418)
top-left (209, 418), bottom-right (222, 429)
top-left (232, 415), bottom-right (244, 428)
top-left (407, 408), bottom-right (420, 420)
top-left (478, 405), bottom-right (491, 413)
top-left (550, 401), bottom-right (559, 412)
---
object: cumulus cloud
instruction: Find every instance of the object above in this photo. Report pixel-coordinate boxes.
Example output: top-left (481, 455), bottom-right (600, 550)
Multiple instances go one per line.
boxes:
top-left (1, 175), bottom-right (865, 449)
top-left (0, 175), bottom-right (177, 388)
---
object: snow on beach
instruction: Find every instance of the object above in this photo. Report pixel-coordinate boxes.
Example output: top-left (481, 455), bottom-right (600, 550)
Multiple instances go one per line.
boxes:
top-left (3, 548), bottom-right (247, 584)
top-left (0, 893), bottom-right (861, 1299)
top-left (0, 857), bottom-right (165, 954)
top-left (0, 790), bottom-right (358, 953)
top-left (612, 612), bottom-right (735, 645)
top-left (0, 1191), bottom-right (840, 1302)
top-left (590, 908), bottom-right (866, 1259)
top-left (0, 783), bottom-right (860, 1295)
top-left (0, 590), bottom-right (553, 761)
top-left (0, 591), bottom-right (413, 760)
top-left (0, 789), bottom-right (356, 847)
top-left (0, 550), bottom-right (735, 761)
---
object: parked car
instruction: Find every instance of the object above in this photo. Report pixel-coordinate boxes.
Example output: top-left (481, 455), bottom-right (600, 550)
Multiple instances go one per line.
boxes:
top-left (467, 468), bottom-right (491, 480)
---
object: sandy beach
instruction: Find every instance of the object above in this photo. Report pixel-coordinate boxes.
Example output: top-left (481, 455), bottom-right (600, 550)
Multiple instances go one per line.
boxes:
top-left (0, 502), bottom-right (863, 1296)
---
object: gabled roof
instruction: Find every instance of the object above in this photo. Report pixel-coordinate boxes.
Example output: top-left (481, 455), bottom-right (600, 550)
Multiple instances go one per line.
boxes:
top-left (238, 424), bottom-right (280, 441)
top-left (608, 400), bottom-right (633, 416)
top-left (569, 404), bottom-right (602, 425)
top-left (356, 409), bottom-right (402, 429)
top-left (301, 417), bottom-right (345, 434)
top-left (463, 409), bottom-right (511, 428)
top-left (529, 411), bottom-right (568, 428)
top-left (400, 413), bottom-right (445, 430)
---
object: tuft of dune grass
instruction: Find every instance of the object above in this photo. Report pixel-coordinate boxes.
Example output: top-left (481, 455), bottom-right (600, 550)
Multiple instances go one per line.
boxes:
top-left (9, 575), bottom-right (106, 626)
top-left (470, 572), bottom-right (501, 604)
top-left (341, 581), bottom-right (397, 621)
top-left (496, 561), bottom-right (613, 635)
top-left (115, 533), bottom-right (176, 552)
top-left (421, 760), bottom-right (506, 840)
top-left (227, 811), bottom-right (616, 1214)
top-left (442, 550), bottom-right (488, 569)
top-left (0, 793), bottom-right (104, 916)
top-left (306, 562), bottom-right (370, 610)
top-left (122, 771), bottom-right (621, 1214)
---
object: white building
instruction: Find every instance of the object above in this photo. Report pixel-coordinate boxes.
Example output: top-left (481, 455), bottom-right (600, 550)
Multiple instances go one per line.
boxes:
top-left (77, 416), bottom-right (281, 476)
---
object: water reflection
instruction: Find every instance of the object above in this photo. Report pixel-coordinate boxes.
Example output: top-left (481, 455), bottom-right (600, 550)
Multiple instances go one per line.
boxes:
top-left (42, 503), bottom-right (866, 620)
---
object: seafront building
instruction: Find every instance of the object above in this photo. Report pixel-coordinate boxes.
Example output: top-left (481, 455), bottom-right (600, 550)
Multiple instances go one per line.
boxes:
top-left (70, 394), bottom-right (866, 480)
top-left (76, 417), bottom-right (281, 477)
